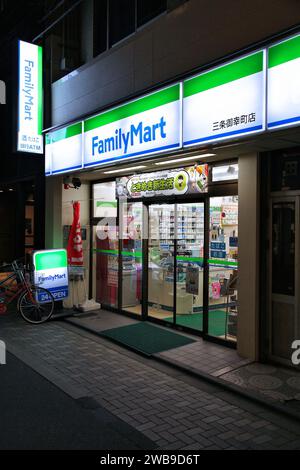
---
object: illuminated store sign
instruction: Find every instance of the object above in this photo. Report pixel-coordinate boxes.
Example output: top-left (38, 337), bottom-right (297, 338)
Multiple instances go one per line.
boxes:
top-left (33, 249), bottom-right (69, 301)
top-left (183, 51), bottom-right (266, 147)
top-left (17, 40), bottom-right (43, 154)
top-left (45, 123), bottom-right (82, 175)
top-left (44, 32), bottom-right (300, 176)
top-left (83, 85), bottom-right (181, 168)
top-left (268, 34), bottom-right (300, 129)
top-left (116, 165), bottom-right (208, 198)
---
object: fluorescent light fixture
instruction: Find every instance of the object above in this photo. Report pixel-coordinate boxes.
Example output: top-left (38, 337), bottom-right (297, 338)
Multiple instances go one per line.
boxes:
top-left (155, 153), bottom-right (216, 165)
top-left (212, 164), bottom-right (239, 182)
top-left (103, 165), bottom-right (147, 174)
top-left (8, 188), bottom-right (14, 191)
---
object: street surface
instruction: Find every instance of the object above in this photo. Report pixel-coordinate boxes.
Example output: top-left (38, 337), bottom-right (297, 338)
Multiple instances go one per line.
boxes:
top-left (1, 313), bottom-right (300, 450)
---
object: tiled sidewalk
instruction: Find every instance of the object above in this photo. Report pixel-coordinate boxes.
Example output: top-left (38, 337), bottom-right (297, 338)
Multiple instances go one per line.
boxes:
top-left (157, 339), bottom-right (251, 377)
top-left (1, 312), bottom-right (300, 449)
top-left (68, 309), bottom-right (251, 377)
top-left (69, 310), bottom-right (300, 407)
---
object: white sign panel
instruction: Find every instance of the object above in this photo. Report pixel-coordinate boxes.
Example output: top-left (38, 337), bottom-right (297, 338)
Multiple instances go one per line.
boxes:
top-left (268, 34), bottom-right (300, 129)
top-left (83, 85), bottom-right (181, 168)
top-left (183, 51), bottom-right (266, 147)
top-left (45, 122), bottom-right (82, 175)
top-left (17, 40), bottom-right (43, 154)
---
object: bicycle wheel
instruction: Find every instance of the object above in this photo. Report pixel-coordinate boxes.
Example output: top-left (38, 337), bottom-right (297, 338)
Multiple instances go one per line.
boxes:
top-left (18, 286), bottom-right (54, 324)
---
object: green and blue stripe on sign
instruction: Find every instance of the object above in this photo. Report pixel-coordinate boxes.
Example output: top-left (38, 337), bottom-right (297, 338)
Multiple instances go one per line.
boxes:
top-left (268, 33), bottom-right (300, 129)
top-left (268, 33), bottom-right (300, 68)
top-left (46, 122), bottom-right (82, 145)
top-left (184, 51), bottom-right (264, 98)
top-left (84, 85), bottom-right (180, 132)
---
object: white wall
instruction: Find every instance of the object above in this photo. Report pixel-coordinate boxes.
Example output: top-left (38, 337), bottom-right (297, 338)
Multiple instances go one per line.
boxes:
top-left (237, 152), bottom-right (260, 360)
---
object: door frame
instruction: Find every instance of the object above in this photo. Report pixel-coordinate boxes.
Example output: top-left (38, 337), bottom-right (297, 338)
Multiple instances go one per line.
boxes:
top-left (268, 194), bottom-right (300, 365)
top-left (143, 199), bottom-right (209, 330)
top-left (140, 196), bottom-right (237, 348)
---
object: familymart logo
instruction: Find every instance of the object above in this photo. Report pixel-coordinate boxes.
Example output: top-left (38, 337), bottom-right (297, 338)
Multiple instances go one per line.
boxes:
top-left (37, 273), bottom-right (67, 283)
top-left (83, 84), bottom-right (181, 168)
top-left (21, 59), bottom-right (36, 121)
top-left (91, 117), bottom-right (167, 156)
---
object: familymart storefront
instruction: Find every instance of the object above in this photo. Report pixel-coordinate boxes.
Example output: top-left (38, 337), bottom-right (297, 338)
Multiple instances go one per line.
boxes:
top-left (45, 32), bottom-right (300, 361)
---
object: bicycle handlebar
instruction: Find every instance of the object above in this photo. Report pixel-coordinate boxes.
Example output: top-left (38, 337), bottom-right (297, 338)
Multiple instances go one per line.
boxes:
top-left (0, 257), bottom-right (26, 272)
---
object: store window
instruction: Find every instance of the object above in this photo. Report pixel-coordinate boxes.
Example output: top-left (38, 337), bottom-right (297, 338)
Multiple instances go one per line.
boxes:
top-left (93, 0), bottom-right (108, 57)
top-left (148, 204), bottom-right (175, 321)
top-left (137, 0), bottom-right (167, 27)
top-left (47, 2), bottom-right (83, 82)
top-left (93, 0), bottom-right (170, 56)
top-left (175, 202), bottom-right (204, 331)
top-left (92, 181), bottom-right (119, 308)
top-left (208, 196), bottom-right (238, 341)
top-left (109, 0), bottom-right (135, 47)
top-left (121, 201), bottom-right (143, 315)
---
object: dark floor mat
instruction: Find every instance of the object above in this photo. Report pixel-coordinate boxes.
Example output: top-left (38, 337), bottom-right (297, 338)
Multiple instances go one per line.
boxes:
top-left (100, 322), bottom-right (196, 356)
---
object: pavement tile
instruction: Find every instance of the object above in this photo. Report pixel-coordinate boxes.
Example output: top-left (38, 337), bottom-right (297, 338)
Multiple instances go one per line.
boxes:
top-left (2, 313), bottom-right (300, 450)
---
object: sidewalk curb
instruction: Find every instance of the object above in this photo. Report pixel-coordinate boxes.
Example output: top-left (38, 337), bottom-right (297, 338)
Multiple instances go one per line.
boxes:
top-left (64, 316), bottom-right (300, 425)
top-left (153, 354), bottom-right (300, 424)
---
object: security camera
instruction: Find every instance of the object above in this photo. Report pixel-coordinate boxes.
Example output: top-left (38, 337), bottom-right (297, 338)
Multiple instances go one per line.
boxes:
top-left (72, 177), bottom-right (81, 189)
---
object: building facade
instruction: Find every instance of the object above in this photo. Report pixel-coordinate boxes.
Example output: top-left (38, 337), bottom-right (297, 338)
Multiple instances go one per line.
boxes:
top-left (31, 0), bottom-right (300, 366)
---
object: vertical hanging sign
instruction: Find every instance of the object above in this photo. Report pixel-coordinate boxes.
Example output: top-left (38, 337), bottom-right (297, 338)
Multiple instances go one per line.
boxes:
top-left (17, 40), bottom-right (43, 154)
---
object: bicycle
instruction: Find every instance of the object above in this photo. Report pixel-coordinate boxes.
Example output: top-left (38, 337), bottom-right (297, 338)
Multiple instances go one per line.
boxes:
top-left (0, 259), bottom-right (55, 324)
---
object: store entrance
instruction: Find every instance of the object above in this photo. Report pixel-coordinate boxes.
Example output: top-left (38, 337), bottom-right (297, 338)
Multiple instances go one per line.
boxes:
top-left (92, 180), bottom-right (239, 345)
top-left (145, 197), bottom-right (238, 341)
top-left (147, 202), bottom-right (205, 330)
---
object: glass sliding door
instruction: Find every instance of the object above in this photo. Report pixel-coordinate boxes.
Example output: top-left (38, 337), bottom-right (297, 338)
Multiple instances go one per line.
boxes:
top-left (148, 204), bottom-right (175, 321)
top-left (175, 202), bottom-right (204, 331)
top-left (208, 196), bottom-right (238, 341)
top-left (120, 201), bottom-right (143, 315)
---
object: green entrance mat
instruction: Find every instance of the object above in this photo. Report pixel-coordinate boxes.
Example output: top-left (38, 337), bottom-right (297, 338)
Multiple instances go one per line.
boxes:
top-left (100, 322), bottom-right (196, 356)
top-left (165, 310), bottom-right (227, 337)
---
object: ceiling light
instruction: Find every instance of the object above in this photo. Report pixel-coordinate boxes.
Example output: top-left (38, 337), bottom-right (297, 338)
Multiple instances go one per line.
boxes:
top-left (8, 188), bottom-right (14, 191)
top-left (103, 165), bottom-right (147, 174)
top-left (155, 153), bottom-right (216, 165)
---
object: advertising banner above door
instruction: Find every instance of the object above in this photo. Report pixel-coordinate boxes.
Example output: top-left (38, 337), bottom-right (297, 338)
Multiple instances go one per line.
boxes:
top-left (83, 84), bottom-right (181, 169)
top-left (268, 33), bottom-right (300, 130)
top-left (45, 122), bottom-right (82, 175)
top-left (116, 165), bottom-right (208, 198)
top-left (17, 40), bottom-right (43, 154)
top-left (182, 51), bottom-right (266, 147)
